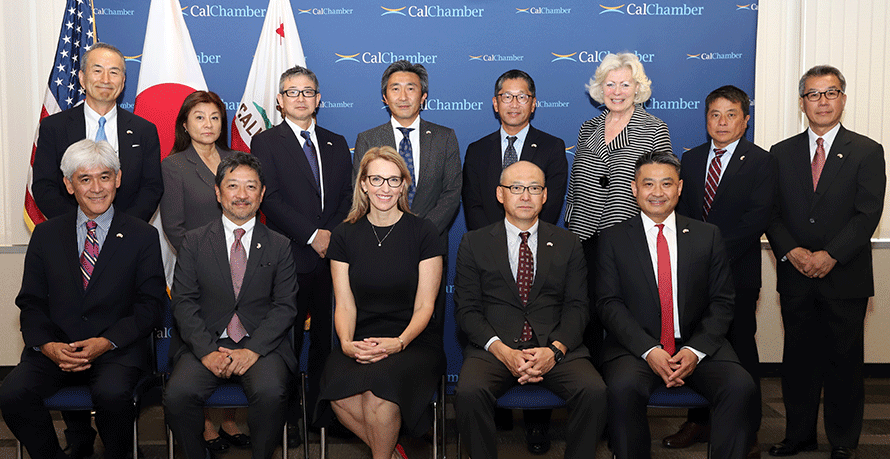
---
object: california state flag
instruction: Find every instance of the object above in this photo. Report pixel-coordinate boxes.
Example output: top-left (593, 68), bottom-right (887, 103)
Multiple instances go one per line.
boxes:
top-left (134, 0), bottom-right (208, 287)
top-left (231, 0), bottom-right (306, 152)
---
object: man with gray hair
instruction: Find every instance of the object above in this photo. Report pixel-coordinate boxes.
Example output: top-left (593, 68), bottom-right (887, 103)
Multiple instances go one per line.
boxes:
top-left (0, 139), bottom-right (165, 459)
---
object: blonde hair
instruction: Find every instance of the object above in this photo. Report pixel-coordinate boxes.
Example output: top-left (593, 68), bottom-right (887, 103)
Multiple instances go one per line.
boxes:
top-left (586, 53), bottom-right (653, 104)
top-left (345, 146), bottom-right (413, 223)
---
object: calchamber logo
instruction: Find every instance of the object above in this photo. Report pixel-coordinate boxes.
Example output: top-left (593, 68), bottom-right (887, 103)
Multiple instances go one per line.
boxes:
top-left (515, 7), bottom-right (572, 14)
top-left (736, 3), bottom-right (758, 11)
top-left (686, 52), bottom-right (744, 60)
top-left (335, 51), bottom-right (438, 64)
top-left (182, 4), bottom-right (267, 17)
top-left (95, 7), bottom-right (135, 15)
top-left (599, 3), bottom-right (704, 16)
top-left (297, 7), bottom-right (354, 15)
top-left (551, 50), bottom-right (655, 63)
top-left (380, 5), bottom-right (484, 17)
top-left (469, 54), bottom-right (524, 62)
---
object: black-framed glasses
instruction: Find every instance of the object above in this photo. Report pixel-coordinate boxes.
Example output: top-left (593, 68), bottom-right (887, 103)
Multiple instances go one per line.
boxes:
top-left (281, 88), bottom-right (319, 98)
top-left (367, 175), bottom-right (403, 188)
top-left (499, 184), bottom-right (544, 195)
top-left (496, 93), bottom-right (532, 104)
top-left (803, 89), bottom-right (843, 102)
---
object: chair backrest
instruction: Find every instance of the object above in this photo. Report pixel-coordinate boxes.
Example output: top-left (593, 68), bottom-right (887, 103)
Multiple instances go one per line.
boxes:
top-left (155, 295), bottom-right (174, 375)
top-left (442, 267), bottom-right (464, 395)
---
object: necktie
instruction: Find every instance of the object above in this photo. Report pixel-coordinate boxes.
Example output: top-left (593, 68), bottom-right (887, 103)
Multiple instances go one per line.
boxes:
top-left (517, 231), bottom-right (535, 342)
top-left (95, 116), bottom-right (107, 142)
top-left (702, 148), bottom-right (727, 220)
top-left (812, 137), bottom-right (826, 191)
top-left (397, 127), bottom-right (416, 204)
top-left (300, 131), bottom-right (320, 188)
top-left (656, 224), bottom-right (675, 355)
top-left (80, 220), bottom-right (99, 289)
top-left (227, 228), bottom-right (248, 343)
top-left (503, 136), bottom-right (518, 169)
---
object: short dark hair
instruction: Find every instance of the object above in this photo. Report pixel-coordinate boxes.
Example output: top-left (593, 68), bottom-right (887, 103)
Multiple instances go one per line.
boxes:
top-left (799, 65), bottom-right (846, 97)
top-left (494, 69), bottom-right (536, 98)
top-left (380, 60), bottom-right (429, 97)
top-left (279, 65), bottom-right (319, 93)
top-left (705, 85), bottom-right (750, 117)
top-left (634, 150), bottom-right (681, 177)
top-left (83, 42), bottom-right (126, 74)
top-left (171, 90), bottom-right (229, 154)
top-left (215, 152), bottom-right (265, 188)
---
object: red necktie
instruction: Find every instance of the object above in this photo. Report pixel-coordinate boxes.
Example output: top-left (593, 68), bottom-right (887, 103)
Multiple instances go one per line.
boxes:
top-left (80, 220), bottom-right (99, 289)
top-left (656, 224), bottom-right (675, 355)
top-left (517, 231), bottom-right (535, 342)
top-left (812, 137), bottom-right (826, 191)
top-left (702, 148), bottom-right (726, 220)
top-left (227, 228), bottom-right (248, 343)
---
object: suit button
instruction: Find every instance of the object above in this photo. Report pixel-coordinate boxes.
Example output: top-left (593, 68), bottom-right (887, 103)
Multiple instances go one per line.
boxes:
top-left (81, 316), bottom-right (88, 321)
top-left (809, 218), bottom-right (816, 224)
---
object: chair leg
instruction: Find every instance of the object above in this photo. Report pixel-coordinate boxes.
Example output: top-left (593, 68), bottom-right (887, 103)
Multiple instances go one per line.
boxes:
top-left (432, 398), bottom-right (438, 459)
top-left (167, 424), bottom-right (175, 459)
top-left (301, 372), bottom-right (310, 459)
top-left (282, 421), bottom-right (288, 459)
top-left (133, 400), bottom-right (139, 459)
top-left (319, 427), bottom-right (326, 459)
top-left (16, 440), bottom-right (22, 459)
top-left (439, 377), bottom-right (446, 459)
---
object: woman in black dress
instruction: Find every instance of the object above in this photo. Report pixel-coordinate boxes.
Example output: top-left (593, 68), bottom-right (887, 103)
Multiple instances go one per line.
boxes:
top-left (318, 146), bottom-right (445, 459)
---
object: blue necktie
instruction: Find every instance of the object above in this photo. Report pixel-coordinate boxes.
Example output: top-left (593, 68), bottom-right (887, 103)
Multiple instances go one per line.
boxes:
top-left (397, 127), bottom-right (416, 204)
top-left (95, 116), bottom-right (107, 142)
top-left (300, 130), bottom-right (320, 188)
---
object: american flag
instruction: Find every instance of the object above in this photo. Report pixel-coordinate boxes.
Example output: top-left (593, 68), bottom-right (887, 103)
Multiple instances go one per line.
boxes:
top-left (24, 0), bottom-right (97, 230)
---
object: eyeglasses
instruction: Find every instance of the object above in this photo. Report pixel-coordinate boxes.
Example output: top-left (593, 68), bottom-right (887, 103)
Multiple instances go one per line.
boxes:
top-left (281, 88), bottom-right (319, 98)
top-left (367, 175), bottom-right (403, 188)
top-left (802, 89), bottom-right (843, 102)
top-left (496, 93), bottom-right (532, 105)
top-left (499, 184), bottom-right (544, 195)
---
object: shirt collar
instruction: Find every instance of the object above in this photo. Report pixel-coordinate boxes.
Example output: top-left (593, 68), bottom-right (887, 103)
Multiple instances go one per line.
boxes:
top-left (500, 124), bottom-right (530, 145)
top-left (504, 217), bottom-right (539, 240)
top-left (83, 101), bottom-right (118, 125)
top-left (807, 122), bottom-right (841, 146)
top-left (710, 138), bottom-right (741, 156)
top-left (284, 117), bottom-right (316, 139)
top-left (76, 204), bottom-right (115, 231)
top-left (390, 115), bottom-right (420, 132)
top-left (640, 211), bottom-right (676, 234)
top-left (222, 214), bottom-right (257, 235)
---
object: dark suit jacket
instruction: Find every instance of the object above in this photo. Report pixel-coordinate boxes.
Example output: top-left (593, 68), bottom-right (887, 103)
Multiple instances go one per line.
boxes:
top-left (766, 126), bottom-right (885, 298)
top-left (32, 104), bottom-right (164, 222)
top-left (677, 138), bottom-right (777, 289)
top-left (170, 219), bottom-right (299, 372)
top-left (16, 209), bottom-right (166, 370)
top-left (354, 119), bottom-right (462, 235)
top-left (159, 146), bottom-right (237, 252)
top-left (454, 220), bottom-right (590, 362)
top-left (596, 214), bottom-right (737, 364)
top-left (462, 126), bottom-right (568, 230)
top-left (252, 122), bottom-right (353, 274)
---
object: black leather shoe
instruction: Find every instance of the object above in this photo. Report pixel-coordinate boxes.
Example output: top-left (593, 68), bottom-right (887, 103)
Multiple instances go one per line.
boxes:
top-left (662, 422), bottom-right (710, 448)
top-left (830, 447), bottom-right (855, 459)
top-left (526, 424), bottom-right (551, 455)
top-left (63, 442), bottom-right (94, 459)
top-left (218, 427), bottom-right (251, 448)
top-left (768, 439), bottom-right (817, 456)
top-left (287, 425), bottom-right (303, 448)
top-left (204, 436), bottom-right (230, 454)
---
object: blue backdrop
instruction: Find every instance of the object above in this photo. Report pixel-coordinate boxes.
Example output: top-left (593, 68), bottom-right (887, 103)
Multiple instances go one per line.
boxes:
top-left (93, 0), bottom-right (758, 376)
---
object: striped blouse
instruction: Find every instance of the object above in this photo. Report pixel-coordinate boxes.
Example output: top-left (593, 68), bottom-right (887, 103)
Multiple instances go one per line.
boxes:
top-left (565, 104), bottom-right (672, 240)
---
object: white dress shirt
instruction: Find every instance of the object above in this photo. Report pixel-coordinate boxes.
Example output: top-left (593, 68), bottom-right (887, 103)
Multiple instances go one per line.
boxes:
top-left (83, 102), bottom-right (119, 153)
top-left (284, 118), bottom-right (325, 244)
top-left (389, 116), bottom-right (421, 181)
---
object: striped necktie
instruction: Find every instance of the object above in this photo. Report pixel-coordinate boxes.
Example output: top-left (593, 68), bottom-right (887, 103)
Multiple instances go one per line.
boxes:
top-left (80, 220), bottom-right (99, 289)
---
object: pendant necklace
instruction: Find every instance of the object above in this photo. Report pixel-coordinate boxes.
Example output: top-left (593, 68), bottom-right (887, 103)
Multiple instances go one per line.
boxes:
top-left (371, 222), bottom-right (395, 247)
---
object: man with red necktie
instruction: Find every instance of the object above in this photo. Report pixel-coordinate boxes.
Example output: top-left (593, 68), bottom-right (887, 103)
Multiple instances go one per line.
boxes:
top-left (597, 150), bottom-right (755, 459)
top-left (767, 65), bottom-right (885, 459)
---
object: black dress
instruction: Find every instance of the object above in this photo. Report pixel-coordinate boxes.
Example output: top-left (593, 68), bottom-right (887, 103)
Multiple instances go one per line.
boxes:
top-left (316, 213), bottom-right (446, 435)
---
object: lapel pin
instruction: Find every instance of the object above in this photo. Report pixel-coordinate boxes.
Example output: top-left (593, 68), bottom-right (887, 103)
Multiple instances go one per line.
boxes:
top-left (425, 130), bottom-right (431, 134)
top-left (531, 143), bottom-right (537, 148)
top-left (838, 154), bottom-right (843, 158)
top-left (126, 129), bottom-right (133, 135)
top-left (116, 233), bottom-right (123, 238)
top-left (682, 229), bottom-right (689, 234)
top-left (132, 144), bottom-right (140, 147)
top-left (739, 155), bottom-right (745, 161)
top-left (256, 243), bottom-right (262, 249)
top-left (546, 241), bottom-right (553, 246)
top-left (326, 141), bottom-right (333, 146)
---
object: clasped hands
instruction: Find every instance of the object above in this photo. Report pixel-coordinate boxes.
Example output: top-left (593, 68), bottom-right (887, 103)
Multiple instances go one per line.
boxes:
top-left (201, 347), bottom-right (259, 378)
top-left (342, 337), bottom-right (402, 364)
top-left (491, 341), bottom-right (557, 385)
top-left (645, 347), bottom-right (698, 388)
top-left (787, 247), bottom-right (836, 279)
top-left (41, 337), bottom-right (113, 372)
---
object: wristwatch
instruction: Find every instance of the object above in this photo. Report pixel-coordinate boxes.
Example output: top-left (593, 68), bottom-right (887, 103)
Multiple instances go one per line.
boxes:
top-left (548, 343), bottom-right (565, 364)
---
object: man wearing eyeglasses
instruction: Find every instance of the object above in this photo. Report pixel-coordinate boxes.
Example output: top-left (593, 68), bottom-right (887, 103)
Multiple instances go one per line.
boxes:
top-left (766, 65), bottom-right (885, 459)
top-left (462, 69), bottom-right (568, 454)
top-left (251, 65), bottom-right (353, 439)
top-left (454, 161), bottom-right (607, 459)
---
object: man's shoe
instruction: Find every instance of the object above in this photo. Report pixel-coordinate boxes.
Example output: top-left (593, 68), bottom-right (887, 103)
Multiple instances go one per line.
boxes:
top-left (218, 427), bottom-right (251, 448)
top-left (662, 422), bottom-right (710, 448)
top-left (830, 447), bottom-right (855, 459)
top-left (287, 425), bottom-right (303, 448)
top-left (63, 442), bottom-right (94, 459)
top-left (768, 439), bottom-right (817, 456)
top-left (526, 424), bottom-right (551, 455)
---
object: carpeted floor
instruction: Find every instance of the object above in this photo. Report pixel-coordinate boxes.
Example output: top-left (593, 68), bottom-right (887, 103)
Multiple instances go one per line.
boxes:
top-left (2, 377), bottom-right (890, 458)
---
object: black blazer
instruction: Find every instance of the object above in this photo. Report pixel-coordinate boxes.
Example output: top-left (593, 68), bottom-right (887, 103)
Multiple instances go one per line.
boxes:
top-left (16, 209), bottom-right (166, 370)
top-left (454, 220), bottom-right (589, 362)
top-left (596, 214), bottom-right (737, 364)
top-left (677, 137), bottom-right (777, 289)
top-left (170, 219), bottom-right (299, 372)
top-left (767, 126), bottom-right (885, 299)
top-left (252, 122), bottom-right (353, 274)
top-left (462, 126), bottom-right (568, 231)
top-left (32, 104), bottom-right (164, 222)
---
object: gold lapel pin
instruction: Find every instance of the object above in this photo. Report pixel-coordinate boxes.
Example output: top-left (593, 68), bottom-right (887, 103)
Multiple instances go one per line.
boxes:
top-left (531, 144), bottom-right (538, 148)
top-left (425, 130), bottom-right (431, 134)
top-left (116, 233), bottom-right (123, 238)
top-left (682, 229), bottom-right (689, 234)
top-left (546, 241), bottom-right (553, 246)
top-left (132, 144), bottom-right (140, 147)
top-left (256, 243), bottom-right (262, 249)
top-left (838, 154), bottom-right (843, 158)
top-left (126, 130), bottom-right (133, 135)
top-left (326, 141), bottom-right (333, 146)
top-left (739, 156), bottom-right (745, 160)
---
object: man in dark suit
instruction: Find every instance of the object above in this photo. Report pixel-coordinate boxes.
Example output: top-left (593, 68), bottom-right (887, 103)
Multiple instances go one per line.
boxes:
top-left (251, 65), bottom-right (353, 435)
top-left (164, 153), bottom-right (298, 459)
top-left (32, 42), bottom-right (163, 223)
top-left (766, 66), bottom-right (885, 459)
top-left (0, 139), bottom-right (165, 459)
top-left (598, 151), bottom-right (755, 459)
top-left (454, 161), bottom-right (607, 459)
top-left (353, 60), bottom-right (462, 238)
top-left (462, 69), bottom-right (568, 454)
top-left (668, 85), bottom-right (777, 456)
